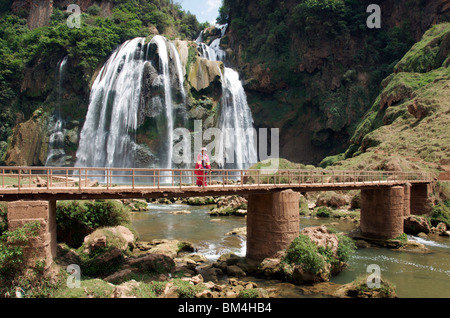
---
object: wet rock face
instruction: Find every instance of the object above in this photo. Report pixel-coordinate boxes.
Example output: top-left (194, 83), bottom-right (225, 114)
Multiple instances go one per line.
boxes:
top-left (187, 58), bottom-right (223, 92)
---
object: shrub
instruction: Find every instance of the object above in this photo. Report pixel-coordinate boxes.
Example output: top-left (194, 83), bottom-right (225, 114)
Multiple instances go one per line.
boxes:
top-left (0, 221), bottom-right (41, 279)
top-left (429, 202), bottom-right (450, 227)
top-left (283, 235), bottom-right (326, 275)
top-left (299, 195), bottom-right (309, 215)
top-left (336, 234), bottom-right (356, 263)
top-left (349, 274), bottom-right (397, 298)
top-left (0, 203), bottom-right (7, 236)
top-left (172, 279), bottom-right (207, 298)
top-left (0, 220), bottom-right (65, 297)
top-left (56, 200), bottom-right (131, 248)
top-left (87, 4), bottom-right (101, 16)
top-left (316, 207), bottom-right (332, 218)
top-left (283, 231), bottom-right (357, 278)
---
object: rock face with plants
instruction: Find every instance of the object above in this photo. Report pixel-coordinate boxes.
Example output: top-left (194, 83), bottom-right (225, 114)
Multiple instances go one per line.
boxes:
top-left (217, 0), bottom-right (449, 165)
top-left (322, 22), bottom-right (450, 172)
top-left (0, 0), bottom-right (212, 166)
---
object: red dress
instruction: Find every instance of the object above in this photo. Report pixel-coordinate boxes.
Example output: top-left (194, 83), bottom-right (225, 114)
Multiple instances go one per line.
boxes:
top-left (195, 153), bottom-right (211, 186)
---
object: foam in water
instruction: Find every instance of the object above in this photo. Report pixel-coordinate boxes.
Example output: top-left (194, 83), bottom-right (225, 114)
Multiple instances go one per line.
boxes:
top-left (408, 235), bottom-right (450, 249)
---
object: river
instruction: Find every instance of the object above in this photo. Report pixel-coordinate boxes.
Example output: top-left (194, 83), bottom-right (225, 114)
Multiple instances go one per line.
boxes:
top-left (131, 202), bottom-right (450, 298)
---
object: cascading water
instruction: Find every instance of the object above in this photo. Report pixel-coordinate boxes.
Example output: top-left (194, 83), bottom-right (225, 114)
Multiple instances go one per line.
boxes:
top-left (46, 56), bottom-right (68, 167)
top-left (75, 37), bottom-right (146, 180)
top-left (74, 36), bottom-right (187, 183)
top-left (219, 68), bottom-right (258, 170)
top-left (75, 27), bottom-right (256, 183)
top-left (197, 25), bottom-right (258, 170)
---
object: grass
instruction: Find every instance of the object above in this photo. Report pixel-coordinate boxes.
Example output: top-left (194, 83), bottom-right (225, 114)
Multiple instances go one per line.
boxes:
top-left (53, 278), bottom-right (115, 298)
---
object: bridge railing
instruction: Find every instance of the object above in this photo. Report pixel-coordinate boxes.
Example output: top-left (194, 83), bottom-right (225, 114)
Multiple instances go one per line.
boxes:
top-left (0, 166), bottom-right (433, 191)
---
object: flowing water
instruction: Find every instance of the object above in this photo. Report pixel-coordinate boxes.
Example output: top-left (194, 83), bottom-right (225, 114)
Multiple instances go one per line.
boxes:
top-left (46, 56), bottom-right (68, 167)
top-left (131, 202), bottom-right (247, 261)
top-left (196, 25), bottom-right (258, 170)
top-left (131, 205), bottom-right (450, 298)
top-left (75, 30), bottom-right (257, 183)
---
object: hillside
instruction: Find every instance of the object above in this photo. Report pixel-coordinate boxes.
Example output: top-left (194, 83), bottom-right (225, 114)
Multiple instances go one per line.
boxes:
top-left (217, 0), bottom-right (450, 164)
top-left (320, 23), bottom-right (450, 173)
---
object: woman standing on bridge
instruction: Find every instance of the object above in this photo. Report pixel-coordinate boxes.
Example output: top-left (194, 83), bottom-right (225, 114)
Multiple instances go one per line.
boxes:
top-left (195, 147), bottom-right (211, 186)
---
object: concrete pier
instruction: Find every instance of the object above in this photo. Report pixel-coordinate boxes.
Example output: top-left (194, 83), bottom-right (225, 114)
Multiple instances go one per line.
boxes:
top-left (246, 190), bottom-right (300, 261)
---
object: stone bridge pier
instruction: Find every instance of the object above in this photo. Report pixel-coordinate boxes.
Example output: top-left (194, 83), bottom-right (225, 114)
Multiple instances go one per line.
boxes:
top-left (360, 183), bottom-right (432, 239)
top-left (246, 190), bottom-right (301, 261)
top-left (7, 200), bottom-right (56, 268)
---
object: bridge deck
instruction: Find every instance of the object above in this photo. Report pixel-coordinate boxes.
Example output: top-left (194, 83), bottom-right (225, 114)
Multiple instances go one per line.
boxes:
top-left (0, 180), bottom-right (432, 201)
top-left (0, 166), bottom-right (434, 201)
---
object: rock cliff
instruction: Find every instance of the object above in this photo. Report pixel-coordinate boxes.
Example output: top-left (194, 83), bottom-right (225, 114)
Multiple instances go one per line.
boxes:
top-left (219, 0), bottom-right (450, 165)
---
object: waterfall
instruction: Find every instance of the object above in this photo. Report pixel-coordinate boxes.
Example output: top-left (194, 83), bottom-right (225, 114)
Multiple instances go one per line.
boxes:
top-left (151, 35), bottom-right (174, 170)
top-left (170, 42), bottom-right (187, 103)
top-left (75, 37), bottom-right (146, 175)
top-left (219, 68), bottom-right (258, 170)
top-left (46, 56), bottom-right (68, 167)
top-left (197, 24), bottom-right (258, 170)
top-left (74, 27), bottom-right (256, 184)
top-left (74, 36), bottom-right (188, 183)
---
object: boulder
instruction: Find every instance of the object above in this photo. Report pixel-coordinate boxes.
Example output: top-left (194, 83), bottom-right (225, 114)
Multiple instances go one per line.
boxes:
top-left (435, 222), bottom-right (448, 235)
top-left (301, 225), bottom-right (339, 257)
top-left (168, 210), bottom-right (191, 215)
top-left (83, 225), bottom-right (135, 254)
top-left (126, 253), bottom-right (175, 273)
top-left (113, 280), bottom-right (140, 298)
top-left (188, 58), bottom-right (223, 92)
top-left (404, 216), bottom-right (431, 235)
top-left (146, 239), bottom-right (184, 258)
top-left (225, 227), bottom-right (247, 238)
top-left (315, 192), bottom-right (349, 208)
top-left (226, 265), bottom-right (246, 278)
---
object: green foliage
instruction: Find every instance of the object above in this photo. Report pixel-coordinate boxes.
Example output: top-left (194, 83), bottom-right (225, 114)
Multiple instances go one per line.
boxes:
top-left (316, 207), bottom-right (332, 218)
top-left (283, 235), bottom-right (326, 275)
top-left (87, 5), bottom-right (101, 16)
top-left (0, 220), bottom-right (65, 297)
top-left (336, 234), bottom-right (356, 263)
top-left (0, 203), bottom-right (7, 236)
top-left (56, 200), bottom-right (131, 248)
top-left (299, 195), bottom-right (309, 215)
top-left (172, 278), bottom-right (208, 298)
top-left (283, 231), bottom-right (356, 277)
top-left (238, 288), bottom-right (259, 298)
top-left (0, 221), bottom-right (41, 278)
top-left (430, 202), bottom-right (450, 227)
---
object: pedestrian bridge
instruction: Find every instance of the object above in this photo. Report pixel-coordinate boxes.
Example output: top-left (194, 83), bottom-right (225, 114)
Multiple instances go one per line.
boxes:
top-left (0, 166), bottom-right (433, 200)
top-left (0, 166), bottom-right (439, 265)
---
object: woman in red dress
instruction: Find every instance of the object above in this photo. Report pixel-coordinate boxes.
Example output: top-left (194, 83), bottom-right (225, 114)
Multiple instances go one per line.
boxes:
top-left (195, 147), bottom-right (211, 186)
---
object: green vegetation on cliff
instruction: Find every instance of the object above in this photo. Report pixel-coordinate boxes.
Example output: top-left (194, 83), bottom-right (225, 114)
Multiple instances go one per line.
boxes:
top-left (320, 23), bottom-right (450, 172)
top-left (0, 1), bottom-right (208, 163)
top-left (218, 0), bottom-right (448, 165)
